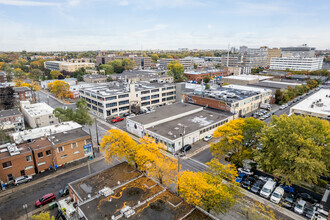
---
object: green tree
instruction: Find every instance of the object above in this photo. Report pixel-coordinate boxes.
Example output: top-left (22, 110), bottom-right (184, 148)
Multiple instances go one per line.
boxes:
top-left (13, 68), bottom-right (26, 79)
top-left (254, 114), bottom-right (330, 185)
top-left (54, 99), bottom-right (93, 125)
top-left (205, 84), bottom-right (210, 90)
top-left (107, 59), bottom-right (125, 73)
top-left (203, 76), bottom-right (211, 83)
top-left (122, 58), bottom-right (135, 70)
top-left (50, 70), bottom-right (62, 79)
top-left (275, 89), bottom-right (284, 104)
top-left (194, 63), bottom-right (198, 69)
top-left (151, 54), bottom-right (159, 62)
top-left (167, 61), bottom-right (185, 82)
top-left (73, 68), bottom-right (86, 81)
top-left (29, 69), bottom-right (43, 80)
top-left (99, 64), bottom-right (114, 75)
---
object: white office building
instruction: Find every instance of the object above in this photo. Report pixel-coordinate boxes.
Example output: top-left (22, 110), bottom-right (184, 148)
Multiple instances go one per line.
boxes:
top-left (270, 57), bottom-right (323, 71)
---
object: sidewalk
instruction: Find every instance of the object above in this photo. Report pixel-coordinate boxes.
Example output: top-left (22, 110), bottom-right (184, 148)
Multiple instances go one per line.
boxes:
top-left (0, 155), bottom-right (104, 198)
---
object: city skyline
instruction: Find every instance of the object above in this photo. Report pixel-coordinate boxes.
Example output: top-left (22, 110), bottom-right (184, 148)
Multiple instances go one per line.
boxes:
top-left (0, 0), bottom-right (329, 51)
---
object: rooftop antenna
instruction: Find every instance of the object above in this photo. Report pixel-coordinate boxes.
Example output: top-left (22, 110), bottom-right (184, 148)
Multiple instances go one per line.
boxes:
top-left (226, 43), bottom-right (230, 67)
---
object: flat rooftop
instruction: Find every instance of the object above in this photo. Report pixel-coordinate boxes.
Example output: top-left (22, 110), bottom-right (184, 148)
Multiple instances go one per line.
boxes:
top-left (13, 86), bottom-right (31, 92)
top-left (291, 89), bottom-right (330, 117)
top-left (50, 128), bottom-right (89, 145)
top-left (128, 103), bottom-right (202, 125)
top-left (83, 74), bottom-right (107, 79)
top-left (147, 110), bottom-right (230, 140)
top-left (249, 80), bottom-right (302, 90)
top-left (0, 143), bottom-right (30, 160)
top-left (80, 81), bottom-right (175, 97)
top-left (223, 74), bottom-right (273, 81)
top-left (11, 121), bottom-right (82, 144)
top-left (45, 61), bottom-right (94, 65)
top-left (21, 102), bottom-right (54, 117)
top-left (185, 69), bottom-right (227, 75)
top-left (0, 108), bottom-right (22, 118)
top-left (72, 162), bottom-right (212, 220)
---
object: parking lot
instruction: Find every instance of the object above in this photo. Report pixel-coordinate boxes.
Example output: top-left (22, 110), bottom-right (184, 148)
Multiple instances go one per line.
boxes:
top-left (235, 169), bottom-right (327, 220)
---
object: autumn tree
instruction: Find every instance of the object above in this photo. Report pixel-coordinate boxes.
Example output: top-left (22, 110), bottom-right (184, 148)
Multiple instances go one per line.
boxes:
top-left (31, 211), bottom-right (55, 220)
top-left (122, 58), bottom-right (135, 71)
top-left (254, 114), bottom-right (330, 185)
top-left (99, 64), bottom-right (114, 75)
top-left (50, 70), bottom-right (62, 79)
top-left (47, 80), bottom-right (72, 99)
top-left (29, 69), bottom-right (43, 80)
top-left (151, 54), bottom-right (159, 62)
top-left (211, 118), bottom-right (265, 167)
top-left (203, 76), bottom-right (211, 83)
top-left (107, 60), bottom-right (125, 73)
top-left (243, 202), bottom-right (277, 220)
top-left (13, 68), bottom-right (26, 79)
top-left (178, 159), bottom-right (241, 213)
top-left (167, 61), bottom-right (185, 82)
top-left (14, 79), bottom-right (40, 91)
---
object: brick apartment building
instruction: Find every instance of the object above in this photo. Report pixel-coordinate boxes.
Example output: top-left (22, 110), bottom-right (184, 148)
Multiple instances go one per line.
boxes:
top-left (13, 87), bottom-right (32, 101)
top-left (0, 108), bottom-right (25, 132)
top-left (0, 72), bottom-right (7, 83)
top-left (0, 128), bottom-right (91, 184)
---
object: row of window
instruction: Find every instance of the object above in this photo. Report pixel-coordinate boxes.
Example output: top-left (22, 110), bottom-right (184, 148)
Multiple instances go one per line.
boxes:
top-left (200, 119), bottom-right (229, 134)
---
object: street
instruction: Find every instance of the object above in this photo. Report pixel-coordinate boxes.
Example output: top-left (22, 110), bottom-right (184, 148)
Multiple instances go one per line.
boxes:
top-left (0, 159), bottom-right (116, 220)
top-left (36, 91), bottom-right (76, 110)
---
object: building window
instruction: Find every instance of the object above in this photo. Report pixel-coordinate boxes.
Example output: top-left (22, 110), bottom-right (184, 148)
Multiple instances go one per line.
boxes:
top-left (38, 162), bottom-right (46, 166)
top-left (118, 94), bottom-right (129, 99)
top-left (105, 96), bottom-right (117, 101)
top-left (26, 155), bottom-right (32, 162)
top-left (46, 150), bottom-right (51, 156)
top-left (38, 152), bottom-right (43, 158)
top-left (71, 142), bottom-right (77, 149)
top-left (141, 96), bottom-right (150, 101)
top-left (85, 139), bottom-right (92, 145)
top-left (112, 108), bottom-right (118, 113)
top-left (141, 90), bottom-right (150, 95)
top-left (58, 146), bottom-right (64, 153)
top-left (49, 115), bottom-right (53, 119)
top-left (25, 166), bottom-right (33, 170)
top-left (61, 155), bottom-right (67, 159)
top-left (2, 161), bottom-right (12, 168)
top-left (74, 151), bottom-right (80, 154)
top-left (118, 100), bottom-right (129, 105)
top-left (7, 174), bottom-right (13, 181)
top-left (151, 94), bottom-right (159, 99)
top-left (106, 102), bottom-right (117, 108)
top-left (119, 106), bottom-right (129, 111)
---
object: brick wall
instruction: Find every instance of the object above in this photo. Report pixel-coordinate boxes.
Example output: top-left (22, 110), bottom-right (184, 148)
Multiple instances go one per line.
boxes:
top-left (184, 94), bottom-right (231, 112)
top-left (33, 146), bottom-right (53, 173)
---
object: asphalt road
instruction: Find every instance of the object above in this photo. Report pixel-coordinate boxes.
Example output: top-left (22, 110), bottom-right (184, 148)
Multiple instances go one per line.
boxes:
top-left (0, 159), bottom-right (113, 220)
top-left (36, 91), bottom-right (76, 110)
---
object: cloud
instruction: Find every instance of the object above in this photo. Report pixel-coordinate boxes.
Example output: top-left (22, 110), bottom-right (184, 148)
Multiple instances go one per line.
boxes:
top-left (132, 24), bottom-right (168, 35)
top-left (207, 24), bottom-right (213, 30)
top-left (0, 0), bottom-right (60, 6)
top-left (67, 0), bottom-right (80, 6)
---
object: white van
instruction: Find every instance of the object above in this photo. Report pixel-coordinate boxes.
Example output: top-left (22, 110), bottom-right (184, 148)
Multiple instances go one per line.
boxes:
top-left (294, 200), bottom-right (306, 215)
top-left (260, 180), bottom-right (276, 198)
top-left (270, 186), bottom-right (284, 204)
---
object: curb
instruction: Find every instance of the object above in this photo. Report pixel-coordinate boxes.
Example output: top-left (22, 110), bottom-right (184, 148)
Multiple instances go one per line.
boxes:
top-left (186, 144), bottom-right (211, 159)
top-left (0, 156), bottom-right (104, 199)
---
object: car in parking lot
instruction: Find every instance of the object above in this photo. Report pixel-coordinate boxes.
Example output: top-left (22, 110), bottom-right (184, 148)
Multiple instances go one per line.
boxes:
top-left (270, 187), bottom-right (284, 204)
top-left (280, 185), bottom-right (295, 194)
top-left (305, 205), bottom-right (316, 219)
top-left (241, 177), bottom-right (255, 190)
top-left (260, 179), bottom-right (276, 199)
top-left (235, 173), bottom-right (247, 183)
top-left (250, 180), bottom-right (265, 194)
top-left (180, 144), bottom-right (191, 153)
top-left (297, 192), bottom-right (318, 204)
top-left (35, 193), bottom-right (56, 207)
top-left (112, 117), bottom-right (124, 123)
top-left (281, 193), bottom-right (295, 209)
top-left (203, 135), bottom-right (212, 142)
top-left (238, 168), bottom-right (253, 176)
top-left (294, 199), bottom-right (306, 215)
top-left (280, 105), bottom-right (286, 110)
top-left (14, 175), bottom-right (32, 185)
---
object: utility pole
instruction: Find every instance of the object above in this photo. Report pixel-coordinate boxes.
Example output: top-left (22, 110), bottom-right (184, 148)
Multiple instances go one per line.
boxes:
top-left (177, 124), bottom-right (186, 193)
top-left (95, 118), bottom-right (100, 149)
top-left (89, 128), bottom-right (95, 158)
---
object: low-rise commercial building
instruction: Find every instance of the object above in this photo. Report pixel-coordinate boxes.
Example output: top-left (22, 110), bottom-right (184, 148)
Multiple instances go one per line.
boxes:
top-left (20, 101), bottom-right (58, 128)
top-left (221, 75), bottom-right (273, 85)
top-left (68, 162), bottom-right (215, 220)
top-left (127, 103), bottom-right (232, 152)
top-left (82, 74), bottom-right (107, 83)
top-left (110, 70), bottom-right (173, 83)
top-left (184, 85), bottom-right (272, 117)
top-left (11, 121), bottom-right (82, 144)
top-left (270, 57), bottom-right (323, 71)
top-left (290, 89), bottom-right (330, 120)
top-left (80, 82), bottom-right (176, 119)
top-left (184, 69), bottom-right (230, 83)
top-left (0, 108), bottom-right (25, 132)
top-left (44, 61), bottom-right (95, 72)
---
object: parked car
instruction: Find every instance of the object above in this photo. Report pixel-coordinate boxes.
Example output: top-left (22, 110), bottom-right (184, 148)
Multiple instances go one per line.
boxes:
top-left (297, 192), bottom-right (318, 204)
top-left (251, 180), bottom-right (265, 194)
top-left (260, 179), bottom-right (276, 199)
top-left (294, 199), bottom-right (306, 215)
top-left (270, 187), bottom-right (284, 204)
top-left (280, 105), bottom-right (286, 110)
top-left (238, 168), bottom-right (253, 176)
top-left (305, 205), bottom-right (316, 219)
top-left (180, 144), bottom-right (191, 153)
top-left (235, 173), bottom-right (247, 183)
top-left (260, 116), bottom-right (266, 120)
top-left (241, 177), bottom-right (255, 190)
top-left (14, 175), bottom-right (32, 185)
top-left (59, 186), bottom-right (69, 197)
top-left (203, 135), bottom-right (212, 142)
top-left (281, 193), bottom-right (295, 209)
top-left (280, 185), bottom-right (295, 194)
top-left (35, 193), bottom-right (56, 207)
top-left (112, 117), bottom-right (124, 123)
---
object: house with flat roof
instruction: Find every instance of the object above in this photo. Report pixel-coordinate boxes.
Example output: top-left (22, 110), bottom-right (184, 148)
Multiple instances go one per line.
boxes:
top-left (68, 162), bottom-right (215, 220)
top-left (126, 103), bottom-right (232, 152)
top-left (221, 75), bottom-right (273, 85)
top-left (0, 108), bottom-right (25, 132)
top-left (20, 101), bottom-right (59, 128)
top-left (290, 89), bottom-right (330, 120)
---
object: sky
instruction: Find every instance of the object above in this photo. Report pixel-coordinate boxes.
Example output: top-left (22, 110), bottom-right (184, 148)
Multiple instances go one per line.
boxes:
top-left (0, 0), bottom-right (329, 51)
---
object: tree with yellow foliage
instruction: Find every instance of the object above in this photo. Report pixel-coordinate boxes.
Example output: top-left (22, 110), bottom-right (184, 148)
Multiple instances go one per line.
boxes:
top-left (178, 159), bottom-right (241, 214)
top-left (50, 70), bottom-right (62, 79)
top-left (47, 80), bottom-right (72, 99)
top-left (31, 212), bottom-right (55, 220)
top-left (135, 136), bottom-right (162, 172)
top-left (14, 79), bottom-right (40, 91)
top-left (100, 129), bottom-right (138, 166)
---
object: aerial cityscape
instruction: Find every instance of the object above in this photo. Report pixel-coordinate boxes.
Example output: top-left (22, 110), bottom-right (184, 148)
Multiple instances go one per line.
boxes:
top-left (0, 0), bottom-right (329, 220)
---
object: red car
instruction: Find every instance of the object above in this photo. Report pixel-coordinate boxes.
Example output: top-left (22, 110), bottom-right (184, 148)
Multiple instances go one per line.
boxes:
top-left (112, 117), bottom-right (124, 123)
top-left (35, 193), bottom-right (56, 207)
